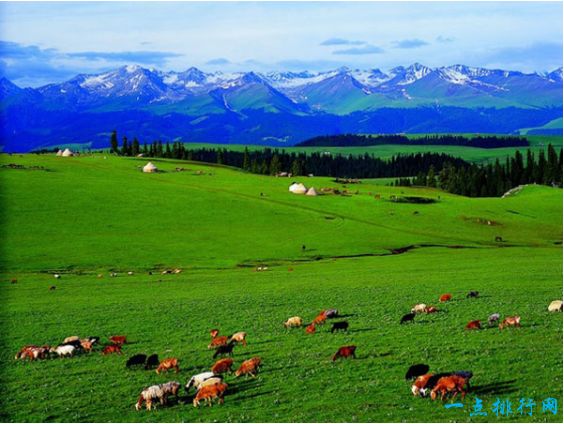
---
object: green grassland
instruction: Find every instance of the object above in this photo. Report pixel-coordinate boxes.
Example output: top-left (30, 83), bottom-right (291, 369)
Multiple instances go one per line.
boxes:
top-left (0, 154), bottom-right (562, 422)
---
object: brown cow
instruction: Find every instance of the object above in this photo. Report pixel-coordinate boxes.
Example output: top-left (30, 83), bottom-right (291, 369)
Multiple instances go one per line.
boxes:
top-left (15, 345), bottom-right (38, 360)
top-left (80, 340), bottom-right (93, 352)
top-left (312, 313), bottom-right (327, 326)
top-left (439, 294), bottom-right (452, 302)
top-left (156, 358), bottom-right (180, 374)
top-left (109, 335), bottom-right (127, 345)
top-left (235, 357), bottom-right (261, 378)
top-left (332, 345), bottom-right (357, 361)
top-left (193, 382), bottom-right (228, 407)
top-left (465, 320), bottom-right (482, 330)
top-left (411, 373), bottom-right (434, 397)
top-left (430, 375), bottom-right (468, 401)
top-left (208, 336), bottom-right (228, 349)
top-left (305, 323), bottom-right (316, 334)
top-left (102, 344), bottom-right (122, 355)
top-left (499, 315), bottom-right (521, 330)
top-left (211, 358), bottom-right (233, 375)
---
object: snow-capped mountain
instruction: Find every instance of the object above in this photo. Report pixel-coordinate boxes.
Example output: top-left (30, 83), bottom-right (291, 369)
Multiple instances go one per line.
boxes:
top-left (1, 63), bottom-right (561, 151)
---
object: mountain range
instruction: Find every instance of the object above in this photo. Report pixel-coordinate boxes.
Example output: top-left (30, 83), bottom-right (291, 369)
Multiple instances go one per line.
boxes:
top-left (1, 63), bottom-right (562, 151)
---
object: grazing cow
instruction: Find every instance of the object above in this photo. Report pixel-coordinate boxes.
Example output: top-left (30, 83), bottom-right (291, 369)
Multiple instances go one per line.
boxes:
top-left (439, 294), bottom-right (452, 302)
top-left (208, 336), bottom-right (228, 349)
top-left (332, 345), bottom-right (357, 361)
top-left (425, 306), bottom-right (438, 314)
top-left (411, 373), bottom-right (434, 397)
top-left (63, 339), bottom-right (82, 349)
top-left (228, 332), bottom-right (247, 346)
top-left (17, 346), bottom-right (49, 361)
top-left (284, 316), bottom-right (303, 328)
top-left (51, 345), bottom-right (76, 358)
top-left (324, 309), bottom-right (339, 318)
top-left (453, 371), bottom-right (474, 389)
top-left (135, 385), bottom-right (165, 411)
top-left (145, 354), bottom-right (159, 370)
top-left (305, 323), bottom-right (316, 334)
top-left (488, 313), bottom-right (500, 326)
top-left (210, 329), bottom-right (220, 338)
top-left (102, 344), bottom-right (122, 355)
top-left (465, 320), bottom-right (482, 330)
top-left (330, 321), bottom-right (349, 333)
top-left (411, 304), bottom-right (427, 314)
top-left (211, 358), bottom-right (234, 375)
top-left (199, 377), bottom-right (224, 390)
top-left (63, 336), bottom-right (80, 344)
top-left (193, 382), bottom-right (228, 407)
top-left (235, 357), bottom-right (261, 378)
top-left (213, 341), bottom-right (235, 358)
top-left (405, 364), bottom-right (430, 380)
top-left (185, 372), bottom-right (215, 393)
top-left (400, 312), bottom-right (416, 324)
top-left (499, 316), bottom-right (521, 330)
top-left (126, 354), bottom-right (147, 368)
top-left (312, 313), bottom-right (327, 326)
top-left (430, 375), bottom-right (468, 401)
top-left (466, 291), bottom-right (479, 298)
top-left (109, 335), bottom-right (127, 345)
top-left (80, 340), bottom-right (93, 352)
top-left (160, 381), bottom-right (181, 401)
top-left (156, 358), bottom-right (179, 374)
top-left (15, 345), bottom-right (38, 360)
top-left (548, 300), bottom-right (563, 312)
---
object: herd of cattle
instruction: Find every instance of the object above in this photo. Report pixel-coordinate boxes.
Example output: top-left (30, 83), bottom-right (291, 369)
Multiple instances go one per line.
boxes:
top-left (14, 291), bottom-right (563, 410)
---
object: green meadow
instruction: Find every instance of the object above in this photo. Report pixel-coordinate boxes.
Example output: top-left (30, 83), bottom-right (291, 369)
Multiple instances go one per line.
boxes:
top-left (0, 153), bottom-right (562, 422)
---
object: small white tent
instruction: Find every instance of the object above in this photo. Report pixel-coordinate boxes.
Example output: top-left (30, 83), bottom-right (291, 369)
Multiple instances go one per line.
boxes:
top-left (289, 182), bottom-right (307, 194)
top-left (62, 148), bottom-right (74, 157)
top-left (143, 162), bottom-right (158, 173)
top-left (56, 149), bottom-right (63, 156)
top-left (306, 187), bottom-right (318, 196)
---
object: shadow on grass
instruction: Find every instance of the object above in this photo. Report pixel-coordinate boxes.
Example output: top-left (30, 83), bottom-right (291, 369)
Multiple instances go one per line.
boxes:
top-left (472, 380), bottom-right (518, 396)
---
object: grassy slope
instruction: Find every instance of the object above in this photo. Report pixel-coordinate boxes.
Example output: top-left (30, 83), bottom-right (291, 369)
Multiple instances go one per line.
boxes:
top-left (0, 154), bottom-right (562, 422)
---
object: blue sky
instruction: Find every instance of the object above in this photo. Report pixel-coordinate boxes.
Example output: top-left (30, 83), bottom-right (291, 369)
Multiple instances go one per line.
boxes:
top-left (0, 1), bottom-right (562, 87)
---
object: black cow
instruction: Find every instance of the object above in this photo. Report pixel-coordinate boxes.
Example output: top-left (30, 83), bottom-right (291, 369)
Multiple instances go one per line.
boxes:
top-left (400, 312), bottom-right (416, 324)
top-left (145, 354), bottom-right (160, 370)
top-left (466, 291), bottom-right (479, 298)
top-left (126, 354), bottom-right (147, 369)
top-left (330, 321), bottom-right (349, 333)
top-left (213, 341), bottom-right (235, 358)
top-left (405, 364), bottom-right (430, 380)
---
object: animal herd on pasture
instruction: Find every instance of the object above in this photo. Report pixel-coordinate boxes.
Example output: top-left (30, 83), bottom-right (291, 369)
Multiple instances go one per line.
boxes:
top-left (14, 272), bottom-right (563, 410)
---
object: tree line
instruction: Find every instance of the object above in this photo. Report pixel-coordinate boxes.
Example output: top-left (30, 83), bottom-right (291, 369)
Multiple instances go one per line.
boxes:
top-left (392, 144), bottom-right (562, 197)
top-left (298, 133), bottom-right (529, 148)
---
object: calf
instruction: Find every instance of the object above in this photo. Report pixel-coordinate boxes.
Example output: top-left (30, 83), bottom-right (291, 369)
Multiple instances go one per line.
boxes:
top-left (305, 323), bottom-right (316, 334)
top-left (439, 294), bottom-right (452, 302)
top-left (126, 354), bottom-right (147, 369)
top-left (330, 321), bottom-right (349, 333)
top-left (400, 312), bottom-right (416, 324)
top-left (193, 382), bottom-right (228, 407)
top-left (324, 309), bottom-right (339, 318)
top-left (499, 315), bottom-right (521, 330)
top-left (156, 358), bottom-right (179, 374)
top-left (430, 375), bottom-right (468, 401)
top-left (135, 385), bottom-right (165, 411)
top-left (145, 354), bottom-right (159, 370)
top-left (228, 332), bottom-right (247, 346)
top-left (213, 341), bottom-right (235, 358)
top-left (488, 313), bottom-right (500, 326)
top-left (211, 358), bottom-right (234, 374)
top-left (332, 345), bottom-right (356, 361)
top-left (465, 320), bottom-right (482, 330)
top-left (102, 344), bottom-right (122, 355)
top-left (235, 357), bottom-right (261, 378)
top-left (109, 335), bottom-right (127, 345)
top-left (208, 336), bottom-right (228, 349)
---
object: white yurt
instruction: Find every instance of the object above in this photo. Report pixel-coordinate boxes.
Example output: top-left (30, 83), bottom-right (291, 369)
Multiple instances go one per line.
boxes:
top-left (61, 148), bottom-right (74, 157)
top-left (306, 187), bottom-right (318, 196)
top-left (289, 182), bottom-right (307, 194)
top-left (143, 162), bottom-right (158, 173)
top-left (56, 149), bottom-right (63, 156)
